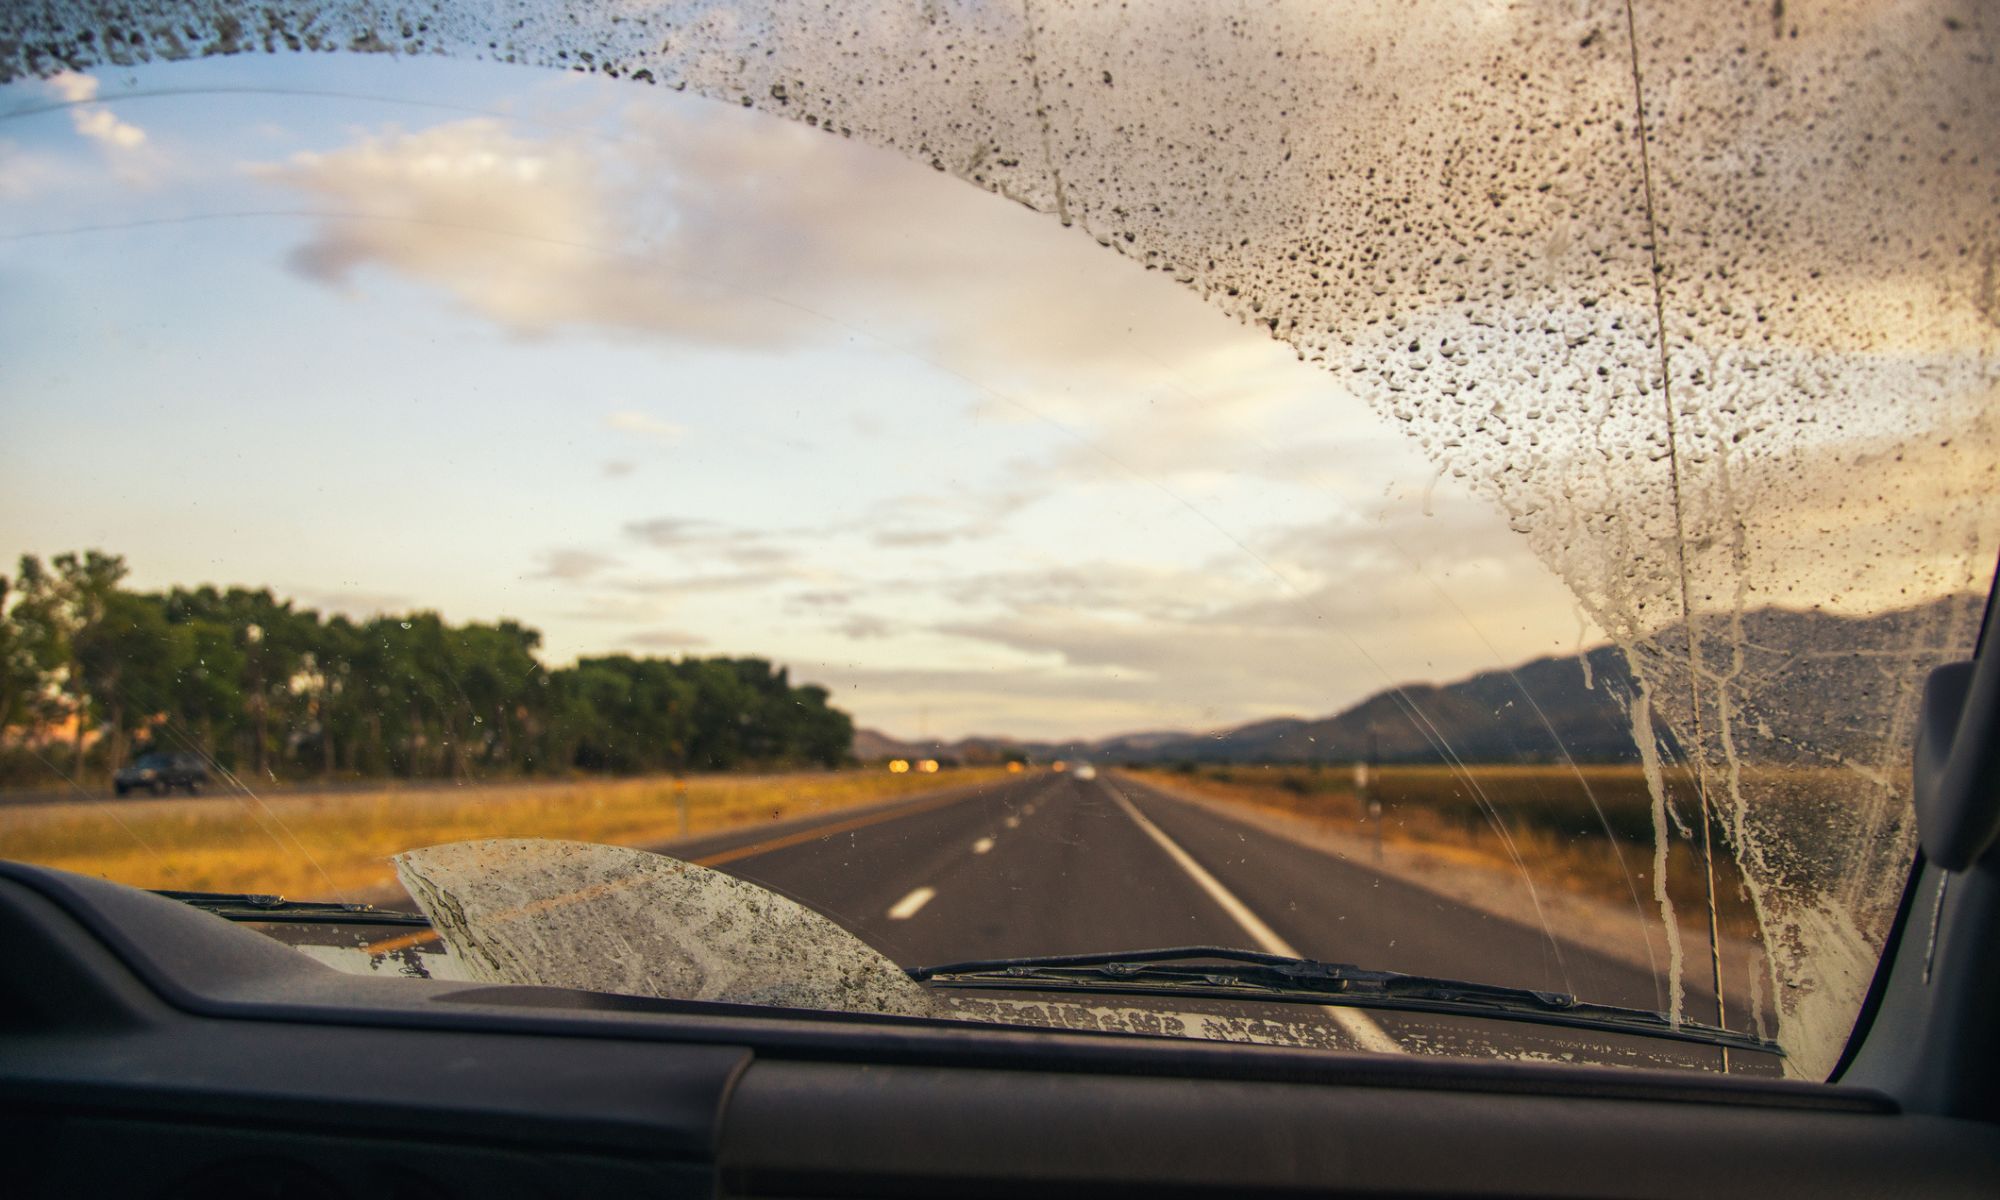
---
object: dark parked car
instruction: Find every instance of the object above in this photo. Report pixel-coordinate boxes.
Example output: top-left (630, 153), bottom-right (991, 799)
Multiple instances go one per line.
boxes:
top-left (113, 752), bottom-right (209, 797)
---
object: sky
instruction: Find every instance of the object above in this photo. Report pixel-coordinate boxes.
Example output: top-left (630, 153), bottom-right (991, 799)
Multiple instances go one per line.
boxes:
top-left (1, 52), bottom-right (1639, 741)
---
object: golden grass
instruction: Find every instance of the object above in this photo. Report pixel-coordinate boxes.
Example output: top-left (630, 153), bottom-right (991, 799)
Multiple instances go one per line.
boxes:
top-left (1121, 763), bottom-right (1853, 938)
top-left (0, 768), bottom-right (1010, 902)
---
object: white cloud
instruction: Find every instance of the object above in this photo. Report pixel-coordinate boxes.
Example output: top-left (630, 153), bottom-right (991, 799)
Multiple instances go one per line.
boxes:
top-left (71, 106), bottom-right (145, 150)
top-left (47, 72), bottom-right (98, 104)
top-left (49, 71), bottom-right (148, 152)
top-left (253, 104), bottom-right (1265, 418)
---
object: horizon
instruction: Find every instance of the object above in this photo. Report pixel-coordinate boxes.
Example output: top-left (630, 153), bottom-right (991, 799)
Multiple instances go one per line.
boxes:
top-left (861, 587), bottom-right (1988, 748)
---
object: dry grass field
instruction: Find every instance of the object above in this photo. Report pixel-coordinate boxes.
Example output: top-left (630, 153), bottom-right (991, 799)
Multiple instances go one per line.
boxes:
top-left (0, 768), bottom-right (1010, 902)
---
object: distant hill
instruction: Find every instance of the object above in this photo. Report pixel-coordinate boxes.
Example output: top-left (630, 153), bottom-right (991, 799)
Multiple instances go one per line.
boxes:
top-left (850, 728), bottom-right (1029, 766)
top-left (1135, 642), bottom-right (1643, 765)
top-left (853, 596), bottom-right (1979, 767)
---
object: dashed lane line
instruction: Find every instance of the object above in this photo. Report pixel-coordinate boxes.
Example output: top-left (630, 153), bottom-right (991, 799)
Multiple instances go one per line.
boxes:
top-left (1103, 783), bottom-right (1404, 1055)
top-left (888, 886), bottom-right (937, 920)
top-left (972, 836), bottom-right (996, 854)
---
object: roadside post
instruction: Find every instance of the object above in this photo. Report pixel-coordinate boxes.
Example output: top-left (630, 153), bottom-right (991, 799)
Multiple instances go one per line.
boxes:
top-left (1356, 733), bottom-right (1383, 862)
top-left (1355, 763), bottom-right (1384, 862)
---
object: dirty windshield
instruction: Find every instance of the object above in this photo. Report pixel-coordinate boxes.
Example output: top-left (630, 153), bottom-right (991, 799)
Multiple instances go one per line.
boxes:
top-left (2, 2), bottom-right (1995, 1079)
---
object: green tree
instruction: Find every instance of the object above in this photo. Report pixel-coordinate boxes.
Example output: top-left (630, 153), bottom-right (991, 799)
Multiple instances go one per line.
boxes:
top-left (0, 571), bottom-right (53, 737)
top-left (75, 590), bottom-right (186, 773)
top-left (5, 549), bottom-right (865, 785)
top-left (164, 618), bottom-right (245, 763)
top-left (9, 552), bottom-right (129, 776)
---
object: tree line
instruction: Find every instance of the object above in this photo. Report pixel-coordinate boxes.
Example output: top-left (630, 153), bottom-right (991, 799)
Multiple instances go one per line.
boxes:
top-left (0, 551), bottom-right (853, 787)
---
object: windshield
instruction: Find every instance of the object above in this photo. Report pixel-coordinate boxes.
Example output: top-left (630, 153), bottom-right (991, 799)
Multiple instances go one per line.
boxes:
top-left (2, 1), bottom-right (1994, 1079)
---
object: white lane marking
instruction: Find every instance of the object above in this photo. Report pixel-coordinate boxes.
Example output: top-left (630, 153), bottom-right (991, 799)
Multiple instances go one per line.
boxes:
top-left (887, 886), bottom-right (937, 920)
top-left (1106, 785), bottom-right (1403, 1056)
top-left (971, 836), bottom-right (996, 855)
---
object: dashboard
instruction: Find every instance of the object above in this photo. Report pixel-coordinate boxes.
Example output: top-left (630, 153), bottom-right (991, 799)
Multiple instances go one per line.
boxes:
top-left (3, 860), bottom-right (1997, 1198)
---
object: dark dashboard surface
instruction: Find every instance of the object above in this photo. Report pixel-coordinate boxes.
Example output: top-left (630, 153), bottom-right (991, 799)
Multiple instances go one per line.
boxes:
top-left (2, 862), bottom-right (1996, 1199)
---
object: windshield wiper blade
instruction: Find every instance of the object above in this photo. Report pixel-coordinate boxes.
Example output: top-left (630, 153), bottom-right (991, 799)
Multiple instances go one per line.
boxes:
top-left (910, 946), bottom-right (1780, 1056)
top-left (155, 889), bottom-right (430, 926)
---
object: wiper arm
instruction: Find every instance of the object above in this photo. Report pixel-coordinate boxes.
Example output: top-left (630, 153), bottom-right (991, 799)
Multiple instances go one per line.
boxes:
top-left (155, 889), bottom-right (430, 926)
top-left (910, 946), bottom-right (1780, 1057)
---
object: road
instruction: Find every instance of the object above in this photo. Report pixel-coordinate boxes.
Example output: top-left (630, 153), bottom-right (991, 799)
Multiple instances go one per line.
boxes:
top-left (276, 767), bottom-right (1767, 1070)
top-left (660, 769), bottom-right (1774, 1072)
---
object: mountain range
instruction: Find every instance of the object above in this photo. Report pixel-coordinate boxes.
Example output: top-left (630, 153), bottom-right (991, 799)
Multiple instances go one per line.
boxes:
top-left (852, 596), bottom-right (1980, 767)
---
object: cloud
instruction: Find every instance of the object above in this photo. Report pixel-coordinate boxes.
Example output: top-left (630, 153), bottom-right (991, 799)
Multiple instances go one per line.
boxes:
top-left (229, 50), bottom-right (1994, 748)
top-left (927, 577), bottom-right (1575, 721)
top-left (253, 104), bottom-right (1263, 406)
top-left (938, 562), bottom-right (1252, 623)
top-left (606, 570), bottom-right (792, 595)
top-left (834, 614), bottom-right (896, 640)
top-left (256, 119), bottom-right (769, 341)
top-left (530, 548), bottom-right (619, 581)
top-left (870, 527), bottom-right (976, 549)
top-left (721, 543), bottom-right (796, 567)
top-left (48, 72), bottom-right (147, 151)
top-left (622, 516), bottom-right (798, 569)
top-left (48, 72), bottom-right (98, 104)
top-left (624, 628), bottom-right (710, 650)
top-left (884, 484), bottom-right (1596, 725)
top-left (604, 409), bottom-right (685, 444)
top-left (860, 488), bottom-right (1039, 550)
top-left (624, 517), bottom-right (712, 548)
top-left (601, 459), bottom-right (637, 478)
top-left (72, 107), bottom-right (145, 150)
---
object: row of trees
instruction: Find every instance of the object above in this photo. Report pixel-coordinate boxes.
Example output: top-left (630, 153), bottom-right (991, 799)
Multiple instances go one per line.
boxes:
top-left (0, 552), bottom-right (853, 786)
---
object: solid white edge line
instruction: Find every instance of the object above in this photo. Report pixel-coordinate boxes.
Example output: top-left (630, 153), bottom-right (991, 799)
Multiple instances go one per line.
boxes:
top-left (1104, 783), bottom-right (1404, 1056)
top-left (887, 885), bottom-right (937, 920)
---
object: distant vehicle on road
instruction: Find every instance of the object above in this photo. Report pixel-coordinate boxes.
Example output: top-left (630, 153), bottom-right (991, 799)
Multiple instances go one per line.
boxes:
top-left (114, 751), bottom-right (210, 796)
top-left (1072, 763), bottom-right (1097, 781)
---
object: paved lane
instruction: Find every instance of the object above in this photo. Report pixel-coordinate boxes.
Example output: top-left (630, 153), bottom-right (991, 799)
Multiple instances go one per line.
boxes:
top-left (656, 767), bottom-right (1770, 1071)
top-left (668, 771), bottom-right (1250, 965)
top-left (671, 770), bottom-right (1651, 1002)
top-left (1111, 774), bottom-right (1667, 1012)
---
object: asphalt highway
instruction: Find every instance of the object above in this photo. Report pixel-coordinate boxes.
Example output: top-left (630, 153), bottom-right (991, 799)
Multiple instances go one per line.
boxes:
top-left (264, 768), bottom-right (1772, 1070)
top-left (661, 769), bottom-right (1777, 1072)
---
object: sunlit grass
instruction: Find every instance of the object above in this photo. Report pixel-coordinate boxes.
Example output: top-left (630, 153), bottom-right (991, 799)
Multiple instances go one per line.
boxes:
top-left (0, 768), bottom-right (1009, 901)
